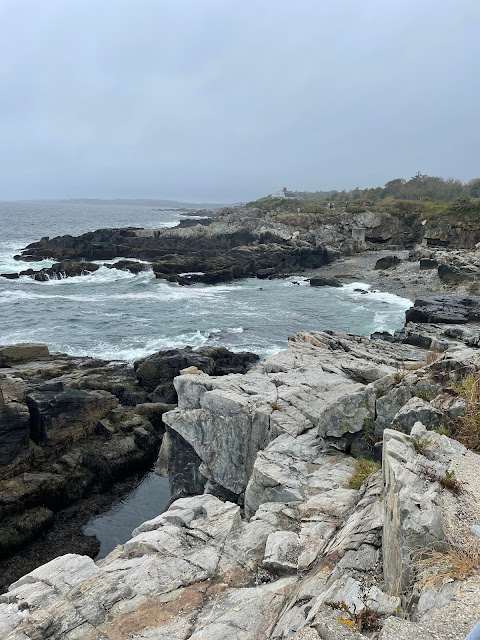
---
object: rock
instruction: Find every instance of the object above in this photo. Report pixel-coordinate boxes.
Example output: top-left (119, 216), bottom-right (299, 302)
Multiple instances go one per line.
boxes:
top-left (371, 331), bottom-right (394, 342)
top-left (374, 255), bottom-right (401, 270)
top-left (0, 343), bottom-right (50, 367)
top-left (309, 277), bottom-right (342, 287)
top-left (382, 428), bottom-right (449, 594)
top-left (134, 346), bottom-right (258, 401)
top-left (391, 397), bottom-right (445, 434)
top-left (17, 261), bottom-right (101, 281)
top-left (105, 260), bottom-right (150, 273)
top-left (25, 384), bottom-right (118, 445)
top-left (0, 378), bottom-right (30, 467)
top-left (438, 263), bottom-right (475, 285)
top-left (405, 295), bottom-right (480, 324)
top-left (244, 433), bottom-right (355, 519)
top-left (419, 258), bottom-right (438, 269)
top-left (263, 530), bottom-right (301, 574)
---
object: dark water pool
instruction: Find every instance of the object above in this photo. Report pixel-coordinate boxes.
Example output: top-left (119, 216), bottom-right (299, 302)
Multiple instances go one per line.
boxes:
top-left (83, 471), bottom-right (170, 559)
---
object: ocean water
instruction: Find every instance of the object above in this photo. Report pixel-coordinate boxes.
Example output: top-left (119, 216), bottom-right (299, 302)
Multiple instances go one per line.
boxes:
top-left (0, 201), bottom-right (412, 361)
top-left (0, 200), bottom-right (412, 556)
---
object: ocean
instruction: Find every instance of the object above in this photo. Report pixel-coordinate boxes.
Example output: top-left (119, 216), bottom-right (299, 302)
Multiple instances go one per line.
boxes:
top-left (0, 200), bottom-right (412, 558)
top-left (0, 201), bottom-right (412, 361)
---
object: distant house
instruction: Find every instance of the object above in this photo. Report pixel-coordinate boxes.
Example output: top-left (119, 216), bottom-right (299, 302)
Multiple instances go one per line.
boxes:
top-left (271, 187), bottom-right (298, 200)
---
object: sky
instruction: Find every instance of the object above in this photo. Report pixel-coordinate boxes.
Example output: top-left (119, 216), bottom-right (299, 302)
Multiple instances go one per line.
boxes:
top-left (0, 0), bottom-right (479, 203)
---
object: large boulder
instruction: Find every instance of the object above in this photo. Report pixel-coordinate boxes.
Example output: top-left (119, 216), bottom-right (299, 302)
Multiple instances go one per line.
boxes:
top-left (405, 295), bottom-right (480, 324)
top-left (25, 381), bottom-right (118, 445)
top-left (438, 263), bottom-right (475, 285)
top-left (0, 343), bottom-right (50, 367)
top-left (134, 346), bottom-right (259, 402)
top-left (375, 255), bottom-right (401, 270)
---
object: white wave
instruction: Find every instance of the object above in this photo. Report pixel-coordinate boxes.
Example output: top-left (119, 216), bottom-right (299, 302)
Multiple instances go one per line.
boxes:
top-left (373, 311), bottom-right (388, 332)
top-left (0, 255), bottom-right (56, 273)
top-left (92, 257), bottom-right (151, 265)
top-left (38, 266), bottom-right (147, 286)
top-left (340, 281), bottom-right (412, 308)
top-left (209, 326), bottom-right (244, 335)
top-left (282, 276), bottom-right (310, 286)
top-left (62, 331), bottom-right (211, 362)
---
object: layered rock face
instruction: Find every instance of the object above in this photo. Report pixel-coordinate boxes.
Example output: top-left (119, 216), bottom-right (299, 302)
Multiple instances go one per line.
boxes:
top-left (4, 326), bottom-right (480, 638)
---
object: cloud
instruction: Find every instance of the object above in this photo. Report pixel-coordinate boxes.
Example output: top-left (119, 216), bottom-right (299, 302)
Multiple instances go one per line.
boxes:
top-left (0, 0), bottom-right (479, 201)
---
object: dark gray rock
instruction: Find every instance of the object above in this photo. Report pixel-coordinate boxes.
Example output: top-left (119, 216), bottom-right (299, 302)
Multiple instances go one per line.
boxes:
top-left (25, 383), bottom-right (118, 445)
top-left (405, 295), bottom-right (480, 324)
top-left (0, 379), bottom-right (30, 467)
top-left (309, 277), bottom-right (342, 287)
top-left (420, 258), bottom-right (438, 270)
top-left (374, 255), bottom-right (401, 270)
top-left (438, 263), bottom-right (475, 285)
top-left (134, 346), bottom-right (259, 402)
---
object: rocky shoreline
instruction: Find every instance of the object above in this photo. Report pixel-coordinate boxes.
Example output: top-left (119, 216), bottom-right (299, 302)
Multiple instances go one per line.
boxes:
top-left (2, 208), bottom-right (480, 637)
top-left (2, 316), bottom-right (480, 638)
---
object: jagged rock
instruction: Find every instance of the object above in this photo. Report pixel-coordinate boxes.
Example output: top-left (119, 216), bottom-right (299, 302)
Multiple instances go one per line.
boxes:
top-left (162, 333), bottom-right (423, 499)
top-left (391, 397), bottom-right (445, 433)
top-left (244, 433), bottom-right (355, 519)
top-left (382, 427), bottom-right (452, 594)
top-left (134, 346), bottom-right (258, 401)
top-left (420, 258), bottom-right (438, 269)
top-left (263, 530), bottom-right (301, 574)
top-left (25, 383), bottom-right (118, 445)
top-left (104, 260), bottom-right (150, 273)
top-left (405, 295), bottom-right (480, 324)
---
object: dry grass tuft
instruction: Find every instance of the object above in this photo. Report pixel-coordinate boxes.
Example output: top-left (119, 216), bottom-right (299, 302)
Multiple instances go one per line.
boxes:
top-left (426, 349), bottom-right (439, 365)
top-left (453, 373), bottom-right (480, 451)
top-left (413, 539), bottom-right (480, 590)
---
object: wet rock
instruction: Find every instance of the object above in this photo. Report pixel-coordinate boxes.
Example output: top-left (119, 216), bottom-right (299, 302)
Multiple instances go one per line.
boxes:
top-left (375, 255), bottom-right (401, 270)
top-left (309, 277), bottom-right (342, 287)
top-left (25, 384), bottom-right (118, 446)
top-left (438, 263), bottom-right (475, 285)
top-left (104, 260), bottom-right (150, 273)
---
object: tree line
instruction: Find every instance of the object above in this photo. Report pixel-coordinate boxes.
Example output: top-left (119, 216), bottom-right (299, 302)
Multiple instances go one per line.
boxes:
top-left (290, 173), bottom-right (480, 203)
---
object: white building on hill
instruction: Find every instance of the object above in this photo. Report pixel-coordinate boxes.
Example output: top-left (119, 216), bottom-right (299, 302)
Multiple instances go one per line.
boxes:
top-left (271, 187), bottom-right (298, 199)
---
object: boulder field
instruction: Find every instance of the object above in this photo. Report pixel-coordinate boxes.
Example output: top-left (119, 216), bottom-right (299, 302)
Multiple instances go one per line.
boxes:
top-left (2, 318), bottom-right (480, 638)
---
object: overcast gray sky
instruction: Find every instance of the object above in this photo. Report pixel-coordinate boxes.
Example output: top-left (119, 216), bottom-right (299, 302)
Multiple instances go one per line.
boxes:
top-left (1, 0), bottom-right (478, 202)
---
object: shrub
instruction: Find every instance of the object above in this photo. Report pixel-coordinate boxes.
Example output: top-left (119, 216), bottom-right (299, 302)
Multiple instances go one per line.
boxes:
top-left (412, 435), bottom-right (436, 459)
top-left (348, 457), bottom-right (381, 489)
top-left (439, 470), bottom-right (462, 494)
